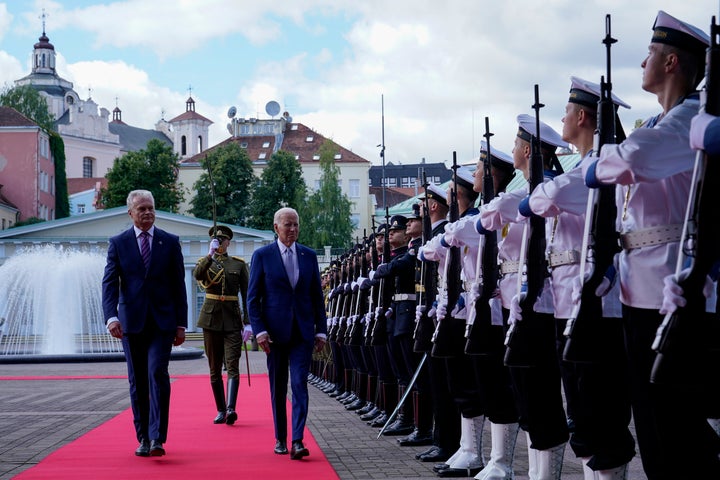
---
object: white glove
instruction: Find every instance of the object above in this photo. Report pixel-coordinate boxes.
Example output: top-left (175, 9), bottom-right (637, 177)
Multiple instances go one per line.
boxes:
top-left (415, 305), bottom-right (425, 324)
top-left (690, 112), bottom-right (716, 151)
top-left (242, 325), bottom-right (253, 343)
top-left (385, 307), bottom-right (393, 319)
top-left (369, 270), bottom-right (376, 281)
top-left (450, 292), bottom-right (468, 319)
top-left (659, 268), bottom-right (714, 315)
top-left (375, 306), bottom-right (383, 319)
top-left (208, 238), bottom-right (220, 256)
top-left (436, 301), bottom-right (448, 321)
top-left (508, 292), bottom-right (525, 327)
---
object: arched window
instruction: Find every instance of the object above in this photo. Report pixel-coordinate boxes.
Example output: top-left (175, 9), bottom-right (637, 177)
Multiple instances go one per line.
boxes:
top-left (197, 135), bottom-right (203, 153)
top-left (181, 136), bottom-right (187, 156)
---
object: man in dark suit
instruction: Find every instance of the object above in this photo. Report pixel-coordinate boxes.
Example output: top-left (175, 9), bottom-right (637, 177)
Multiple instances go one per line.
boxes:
top-left (247, 207), bottom-right (327, 460)
top-left (102, 189), bottom-right (188, 457)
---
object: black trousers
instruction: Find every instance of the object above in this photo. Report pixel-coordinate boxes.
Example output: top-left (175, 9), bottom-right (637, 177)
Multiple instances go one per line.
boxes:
top-left (622, 306), bottom-right (720, 479)
top-left (506, 309), bottom-right (569, 450)
top-left (471, 324), bottom-right (518, 424)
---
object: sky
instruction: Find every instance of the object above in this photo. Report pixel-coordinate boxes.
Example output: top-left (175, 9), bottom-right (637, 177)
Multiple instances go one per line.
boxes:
top-left (0, 0), bottom-right (718, 167)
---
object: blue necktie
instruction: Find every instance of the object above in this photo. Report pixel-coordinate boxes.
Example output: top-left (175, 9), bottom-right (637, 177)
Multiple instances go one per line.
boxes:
top-left (140, 231), bottom-right (151, 269)
top-left (284, 248), bottom-right (296, 287)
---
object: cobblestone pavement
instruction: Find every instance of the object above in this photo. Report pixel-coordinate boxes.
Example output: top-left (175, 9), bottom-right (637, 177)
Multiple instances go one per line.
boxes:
top-left (0, 340), bottom-right (647, 479)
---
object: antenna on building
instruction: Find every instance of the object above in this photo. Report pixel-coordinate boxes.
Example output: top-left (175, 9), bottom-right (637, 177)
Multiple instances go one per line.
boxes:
top-left (265, 100), bottom-right (280, 118)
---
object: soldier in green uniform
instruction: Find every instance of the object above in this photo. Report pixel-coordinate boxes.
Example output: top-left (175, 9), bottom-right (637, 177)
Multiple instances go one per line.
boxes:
top-left (193, 226), bottom-right (252, 425)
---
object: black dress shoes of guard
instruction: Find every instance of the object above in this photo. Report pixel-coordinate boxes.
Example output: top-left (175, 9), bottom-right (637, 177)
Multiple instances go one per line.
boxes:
top-left (135, 439), bottom-right (150, 457)
top-left (213, 411), bottom-right (227, 424)
top-left (274, 440), bottom-right (288, 455)
top-left (415, 445), bottom-right (450, 462)
top-left (398, 428), bottom-right (433, 446)
top-left (290, 440), bottom-right (310, 460)
top-left (225, 409), bottom-right (237, 426)
top-left (436, 466), bottom-right (482, 477)
top-left (149, 440), bottom-right (165, 457)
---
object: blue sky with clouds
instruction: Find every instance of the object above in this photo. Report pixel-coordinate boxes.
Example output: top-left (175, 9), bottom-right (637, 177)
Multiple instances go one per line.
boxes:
top-left (0, 1), bottom-right (718, 166)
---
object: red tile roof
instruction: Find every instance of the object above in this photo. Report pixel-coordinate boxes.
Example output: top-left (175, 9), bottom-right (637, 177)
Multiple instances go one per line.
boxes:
top-left (67, 177), bottom-right (107, 195)
top-left (0, 107), bottom-right (38, 127)
top-left (181, 122), bottom-right (369, 166)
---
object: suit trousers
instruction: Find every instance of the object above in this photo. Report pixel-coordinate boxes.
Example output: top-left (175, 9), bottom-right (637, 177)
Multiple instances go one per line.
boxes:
top-left (121, 317), bottom-right (174, 443)
top-left (267, 335), bottom-right (314, 443)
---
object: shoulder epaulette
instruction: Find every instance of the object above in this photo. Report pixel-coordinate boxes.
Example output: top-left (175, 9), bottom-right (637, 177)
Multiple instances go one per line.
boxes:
top-left (231, 256), bottom-right (246, 263)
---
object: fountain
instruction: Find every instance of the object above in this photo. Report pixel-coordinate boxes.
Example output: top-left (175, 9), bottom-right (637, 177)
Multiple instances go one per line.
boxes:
top-left (0, 245), bottom-right (202, 363)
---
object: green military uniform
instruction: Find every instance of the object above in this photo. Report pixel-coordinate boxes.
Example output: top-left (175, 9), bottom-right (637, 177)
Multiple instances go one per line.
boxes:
top-left (193, 225), bottom-right (249, 424)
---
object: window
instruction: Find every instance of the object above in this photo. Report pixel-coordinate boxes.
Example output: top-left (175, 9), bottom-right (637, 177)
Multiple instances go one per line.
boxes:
top-left (432, 176), bottom-right (441, 184)
top-left (262, 141), bottom-right (270, 148)
top-left (181, 136), bottom-right (187, 156)
top-left (383, 178), bottom-right (397, 187)
top-left (77, 204), bottom-right (86, 214)
top-left (306, 136), bottom-right (314, 142)
top-left (240, 142), bottom-right (248, 148)
top-left (83, 157), bottom-right (95, 178)
top-left (314, 180), bottom-right (322, 191)
top-left (295, 155), bottom-right (300, 160)
top-left (197, 135), bottom-right (203, 153)
top-left (312, 154), bottom-right (320, 160)
top-left (258, 153), bottom-right (267, 160)
top-left (334, 153), bottom-right (342, 159)
top-left (349, 179), bottom-right (360, 198)
top-left (401, 177), bottom-right (416, 188)
top-left (291, 125), bottom-right (299, 130)
top-left (350, 214), bottom-right (360, 228)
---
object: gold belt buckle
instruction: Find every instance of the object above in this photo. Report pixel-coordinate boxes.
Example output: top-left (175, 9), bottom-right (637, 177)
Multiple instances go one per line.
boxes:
top-left (220, 295), bottom-right (226, 301)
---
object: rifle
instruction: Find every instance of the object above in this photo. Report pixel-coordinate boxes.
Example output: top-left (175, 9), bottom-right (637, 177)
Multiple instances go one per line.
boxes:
top-left (364, 227), bottom-right (380, 346)
top-left (563, 15), bottom-right (626, 363)
top-left (414, 170), bottom-right (438, 352)
top-left (651, 15), bottom-right (720, 385)
top-left (466, 117), bottom-right (500, 355)
top-left (504, 85), bottom-right (548, 368)
top-left (370, 209), bottom-right (392, 346)
top-left (431, 152), bottom-right (465, 358)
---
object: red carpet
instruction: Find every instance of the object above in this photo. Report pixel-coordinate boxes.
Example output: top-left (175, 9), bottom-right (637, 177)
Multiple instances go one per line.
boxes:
top-left (15, 374), bottom-right (339, 479)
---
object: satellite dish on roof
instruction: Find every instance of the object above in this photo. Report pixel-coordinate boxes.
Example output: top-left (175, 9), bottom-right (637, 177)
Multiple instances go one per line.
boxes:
top-left (265, 100), bottom-right (281, 117)
top-left (227, 106), bottom-right (237, 118)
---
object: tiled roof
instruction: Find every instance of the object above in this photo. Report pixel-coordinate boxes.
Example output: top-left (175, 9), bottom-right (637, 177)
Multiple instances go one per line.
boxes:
top-left (181, 122), bottom-right (370, 166)
top-left (108, 121), bottom-right (172, 152)
top-left (168, 110), bottom-right (213, 124)
top-left (0, 107), bottom-right (38, 127)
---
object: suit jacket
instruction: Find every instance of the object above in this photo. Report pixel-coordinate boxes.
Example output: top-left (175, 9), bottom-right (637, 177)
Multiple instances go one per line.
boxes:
top-left (247, 241), bottom-right (327, 344)
top-left (102, 226), bottom-right (188, 334)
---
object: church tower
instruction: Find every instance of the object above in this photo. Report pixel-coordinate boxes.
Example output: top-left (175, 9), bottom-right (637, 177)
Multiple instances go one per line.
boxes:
top-left (168, 95), bottom-right (213, 159)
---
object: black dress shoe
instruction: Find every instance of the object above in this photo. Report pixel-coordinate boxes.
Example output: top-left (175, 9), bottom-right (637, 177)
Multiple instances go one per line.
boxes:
top-left (149, 440), bottom-right (165, 457)
top-left (274, 440), bottom-right (288, 455)
top-left (417, 446), bottom-right (450, 462)
top-left (369, 412), bottom-right (388, 427)
top-left (380, 418), bottom-right (414, 436)
top-left (345, 398), bottom-right (365, 411)
top-left (436, 466), bottom-right (482, 477)
top-left (290, 440), bottom-right (309, 460)
top-left (213, 411), bottom-right (227, 424)
top-left (360, 406), bottom-right (381, 421)
top-left (398, 428), bottom-right (433, 446)
top-left (135, 439), bottom-right (150, 457)
top-left (433, 462), bottom-right (450, 473)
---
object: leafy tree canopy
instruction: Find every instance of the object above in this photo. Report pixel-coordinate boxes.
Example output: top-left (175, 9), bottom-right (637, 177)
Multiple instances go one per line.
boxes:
top-left (101, 139), bottom-right (184, 212)
top-left (189, 142), bottom-right (255, 226)
top-left (300, 140), bottom-right (353, 249)
top-left (0, 84), bottom-right (56, 133)
top-left (247, 150), bottom-right (307, 231)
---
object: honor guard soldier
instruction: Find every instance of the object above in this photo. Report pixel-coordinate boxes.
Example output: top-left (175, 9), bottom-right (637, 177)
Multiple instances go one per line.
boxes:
top-left (479, 116), bottom-right (568, 479)
top-left (525, 76), bottom-right (636, 479)
top-left (374, 215), bottom-right (417, 436)
top-left (442, 141), bottom-right (519, 479)
top-left (193, 225), bottom-right (251, 425)
top-left (583, 11), bottom-right (720, 478)
top-left (415, 183), bottom-right (462, 464)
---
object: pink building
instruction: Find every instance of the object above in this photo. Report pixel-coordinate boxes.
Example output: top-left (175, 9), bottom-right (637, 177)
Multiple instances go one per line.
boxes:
top-left (0, 106), bottom-right (55, 222)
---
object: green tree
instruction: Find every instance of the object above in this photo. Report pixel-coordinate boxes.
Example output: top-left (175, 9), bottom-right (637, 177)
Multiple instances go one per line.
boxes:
top-left (0, 85), bottom-right (70, 218)
top-left (247, 150), bottom-right (307, 230)
top-left (50, 133), bottom-right (70, 218)
top-left (189, 143), bottom-right (255, 226)
top-left (101, 139), bottom-right (184, 212)
top-left (0, 84), bottom-right (55, 132)
top-left (300, 140), bottom-right (353, 249)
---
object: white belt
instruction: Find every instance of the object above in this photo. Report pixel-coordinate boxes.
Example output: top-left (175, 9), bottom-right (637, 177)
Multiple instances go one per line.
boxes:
top-left (499, 260), bottom-right (521, 276)
top-left (393, 293), bottom-right (416, 301)
top-left (546, 250), bottom-right (580, 268)
top-left (620, 224), bottom-right (682, 250)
